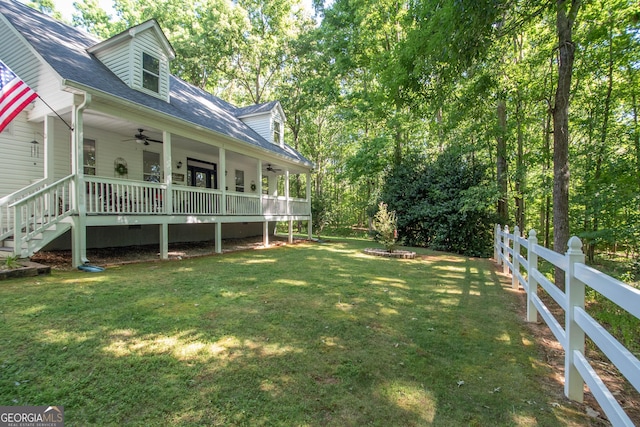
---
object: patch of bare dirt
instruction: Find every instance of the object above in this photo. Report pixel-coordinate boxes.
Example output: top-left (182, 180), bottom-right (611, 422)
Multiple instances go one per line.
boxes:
top-left (31, 236), bottom-right (305, 270)
top-left (499, 266), bottom-right (640, 426)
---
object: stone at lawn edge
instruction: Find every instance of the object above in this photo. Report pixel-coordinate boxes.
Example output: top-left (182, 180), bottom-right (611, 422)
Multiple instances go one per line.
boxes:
top-left (363, 248), bottom-right (416, 259)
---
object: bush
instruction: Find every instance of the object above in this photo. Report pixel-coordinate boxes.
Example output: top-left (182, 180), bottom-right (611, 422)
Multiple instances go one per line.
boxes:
top-left (381, 146), bottom-right (499, 257)
top-left (372, 202), bottom-right (398, 252)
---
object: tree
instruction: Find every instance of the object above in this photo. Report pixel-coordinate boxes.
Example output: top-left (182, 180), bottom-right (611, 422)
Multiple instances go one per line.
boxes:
top-left (552, 0), bottom-right (581, 263)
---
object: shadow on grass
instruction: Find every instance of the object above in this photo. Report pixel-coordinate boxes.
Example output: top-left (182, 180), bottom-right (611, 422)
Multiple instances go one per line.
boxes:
top-left (0, 239), bottom-right (599, 426)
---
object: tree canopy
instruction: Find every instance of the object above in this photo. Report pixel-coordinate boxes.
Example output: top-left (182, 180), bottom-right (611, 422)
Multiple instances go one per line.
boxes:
top-left (43, 0), bottom-right (640, 258)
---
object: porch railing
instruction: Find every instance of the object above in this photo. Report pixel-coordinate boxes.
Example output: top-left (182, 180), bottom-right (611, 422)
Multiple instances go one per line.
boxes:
top-left (84, 177), bottom-right (310, 217)
top-left (173, 186), bottom-right (221, 215)
top-left (12, 175), bottom-right (75, 256)
top-left (0, 178), bottom-right (49, 241)
top-left (86, 177), bottom-right (166, 215)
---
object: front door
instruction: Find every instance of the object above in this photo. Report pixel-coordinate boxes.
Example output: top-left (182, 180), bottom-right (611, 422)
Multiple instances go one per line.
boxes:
top-left (187, 158), bottom-right (217, 189)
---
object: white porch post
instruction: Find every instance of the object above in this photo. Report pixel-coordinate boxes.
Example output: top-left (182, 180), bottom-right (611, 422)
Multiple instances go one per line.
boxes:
top-left (160, 223), bottom-right (168, 259)
top-left (71, 93), bottom-right (90, 267)
top-left (263, 221), bottom-right (269, 247)
top-left (43, 115), bottom-right (55, 182)
top-left (288, 219), bottom-right (293, 244)
top-left (159, 131), bottom-right (172, 259)
top-left (285, 170), bottom-right (290, 215)
top-left (215, 222), bottom-right (222, 253)
top-left (306, 171), bottom-right (312, 239)
top-left (220, 148), bottom-right (226, 214)
top-left (256, 160), bottom-right (262, 196)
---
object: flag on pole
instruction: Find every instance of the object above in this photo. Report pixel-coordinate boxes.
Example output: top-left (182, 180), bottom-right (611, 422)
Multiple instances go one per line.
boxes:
top-left (0, 60), bottom-right (38, 132)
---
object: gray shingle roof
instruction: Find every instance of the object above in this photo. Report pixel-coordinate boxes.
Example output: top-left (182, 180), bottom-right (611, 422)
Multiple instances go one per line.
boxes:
top-left (0, 0), bottom-right (311, 167)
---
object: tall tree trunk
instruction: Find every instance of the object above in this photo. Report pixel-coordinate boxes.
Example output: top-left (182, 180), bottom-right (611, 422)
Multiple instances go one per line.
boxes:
top-left (553, 0), bottom-right (581, 286)
top-left (497, 98), bottom-right (508, 224)
top-left (515, 94), bottom-right (525, 231)
top-left (588, 28), bottom-right (614, 262)
top-left (541, 115), bottom-right (552, 247)
top-left (629, 65), bottom-right (640, 187)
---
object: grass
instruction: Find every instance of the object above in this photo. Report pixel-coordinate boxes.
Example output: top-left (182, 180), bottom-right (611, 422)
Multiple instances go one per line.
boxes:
top-left (0, 238), bottom-right (600, 426)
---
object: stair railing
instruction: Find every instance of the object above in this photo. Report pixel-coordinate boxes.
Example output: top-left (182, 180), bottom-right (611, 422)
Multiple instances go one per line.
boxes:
top-left (11, 175), bottom-right (75, 257)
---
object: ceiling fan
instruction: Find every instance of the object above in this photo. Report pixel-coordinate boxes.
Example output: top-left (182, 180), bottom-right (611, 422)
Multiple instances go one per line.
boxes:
top-left (124, 128), bottom-right (163, 145)
top-left (265, 164), bottom-right (282, 173)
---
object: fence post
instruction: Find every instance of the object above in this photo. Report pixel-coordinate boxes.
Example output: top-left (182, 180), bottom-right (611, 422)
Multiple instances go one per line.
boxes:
top-left (502, 225), bottom-right (510, 275)
top-left (564, 236), bottom-right (586, 402)
top-left (526, 229), bottom-right (539, 323)
top-left (494, 224), bottom-right (500, 263)
top-left (512, 226), bottom-right (520, 289)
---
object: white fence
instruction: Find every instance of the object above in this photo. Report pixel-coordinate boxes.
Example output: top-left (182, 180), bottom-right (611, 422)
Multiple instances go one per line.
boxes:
top-left (495, 225), bottom-right (640, 427)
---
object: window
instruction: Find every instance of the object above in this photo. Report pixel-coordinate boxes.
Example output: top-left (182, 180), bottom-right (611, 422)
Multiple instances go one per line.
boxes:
top-left (273, 120), bottom-right (281, 144)
top-left (235, 170), bottom-right (244, 192)
top-left (83, 139), bottom-right (96, 175)
top-left (143, 151), bottom-right (161, 182)
top-left (142, 52), bottom-right (160, 93)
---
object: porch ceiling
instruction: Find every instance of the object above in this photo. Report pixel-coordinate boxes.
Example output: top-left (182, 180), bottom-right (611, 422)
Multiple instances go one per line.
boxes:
top-left (74, 110), bottom-right (294, 174)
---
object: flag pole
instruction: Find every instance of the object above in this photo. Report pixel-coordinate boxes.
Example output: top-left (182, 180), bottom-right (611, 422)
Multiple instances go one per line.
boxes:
top-left (37, 94), bottom-right (74, 131)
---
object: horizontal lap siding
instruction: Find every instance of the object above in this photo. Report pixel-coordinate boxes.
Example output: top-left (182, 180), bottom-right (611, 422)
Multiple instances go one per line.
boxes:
top-left (93, 43), bottom-right (132, 86)
top-left (241, 114), bottom-right (271, 143)
top-left (0, 20), bottom-right (45, 196)
top-left (132, 32), bottom-right (170, 101)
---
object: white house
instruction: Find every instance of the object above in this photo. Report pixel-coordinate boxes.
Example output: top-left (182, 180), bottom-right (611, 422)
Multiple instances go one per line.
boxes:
top-left (0, 0), bottom-right (313, 267)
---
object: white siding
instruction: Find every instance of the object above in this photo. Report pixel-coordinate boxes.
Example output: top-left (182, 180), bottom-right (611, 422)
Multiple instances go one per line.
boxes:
top-left (92, 43), bottom-right (132, 86)
top-left (0, 18), bottom-right (50, 196)
top-left (131, 31), bottom-right (170, 102)
top-left (0, 114), bottom-right (44, 197)
top-left (240, 113), bottom-right (272, 143)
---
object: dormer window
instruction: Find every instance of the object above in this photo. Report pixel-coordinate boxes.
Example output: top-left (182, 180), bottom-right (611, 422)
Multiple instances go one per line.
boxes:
top-left (142, 52), bottom-right (160, 93)
top-left (273, 120), bottom-right (281, 145)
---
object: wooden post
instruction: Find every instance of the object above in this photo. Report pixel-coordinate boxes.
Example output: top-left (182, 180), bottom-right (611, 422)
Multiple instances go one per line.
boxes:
top-left (564, 235), bottom-right (586, 402)
top-left (526, 229), bottom-right (539, 323)
top-left (512, 225), bottom-right (520, 289)
top-left (503, 225), bottom-right (510, 275)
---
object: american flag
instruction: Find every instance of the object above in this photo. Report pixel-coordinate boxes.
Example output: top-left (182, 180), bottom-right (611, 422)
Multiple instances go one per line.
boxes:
top-left (0, 60), bottom-right (38, 132)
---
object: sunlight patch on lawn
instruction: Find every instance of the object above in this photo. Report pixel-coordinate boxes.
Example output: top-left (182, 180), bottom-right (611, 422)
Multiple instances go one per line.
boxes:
top-left (379, 380), bottom-right (436, 423)
top-left (495, 332), bottom-right (512, 344)
top-left (320, 336), bottom-right (344, 348)
top-left (370, 277), bottom-right (409, 289)
top-left (274, 278), bottom-right (308, 286)
top-left (376, 306), bottom-right (399, 316)
top-left (244, 258), bottom-right (277, 264)
top-left (102, 330), bottom-right (302, 362)
top-left (39, 328), bottom-right (93, 344)
top-left (60, 276), bottom-right (109, 285)
top-left (510, 414), bottom-right (538, 426)
top-left (19, 304), bottom-right (47, 316)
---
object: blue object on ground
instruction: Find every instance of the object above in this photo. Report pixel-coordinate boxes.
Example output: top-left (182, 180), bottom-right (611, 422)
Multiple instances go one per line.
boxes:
top-left (78, 264), bottom-right (105, 272)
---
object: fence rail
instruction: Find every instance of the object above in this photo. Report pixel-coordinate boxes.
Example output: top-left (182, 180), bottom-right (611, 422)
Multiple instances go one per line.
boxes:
top-left (495, 225), bottom-right (640, 427)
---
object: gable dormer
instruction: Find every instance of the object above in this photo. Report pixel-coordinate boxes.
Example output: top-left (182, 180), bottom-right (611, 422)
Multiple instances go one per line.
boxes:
top-left (87, 20), bottom-right (175, 102)
top-left (237, 101), bottom-right (286, 147)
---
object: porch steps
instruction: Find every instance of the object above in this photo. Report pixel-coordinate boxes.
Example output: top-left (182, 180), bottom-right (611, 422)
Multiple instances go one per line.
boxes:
top-left (0, 219), bottom-right (72, 258)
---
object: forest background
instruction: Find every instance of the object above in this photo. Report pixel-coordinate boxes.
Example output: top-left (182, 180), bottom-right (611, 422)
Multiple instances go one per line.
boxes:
top-left (29, 0), bottom-right (640, 267)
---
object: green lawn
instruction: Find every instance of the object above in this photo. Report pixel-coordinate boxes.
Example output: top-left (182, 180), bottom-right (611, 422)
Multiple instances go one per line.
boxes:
top-left (0, 238), bottom-right (599, 426)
